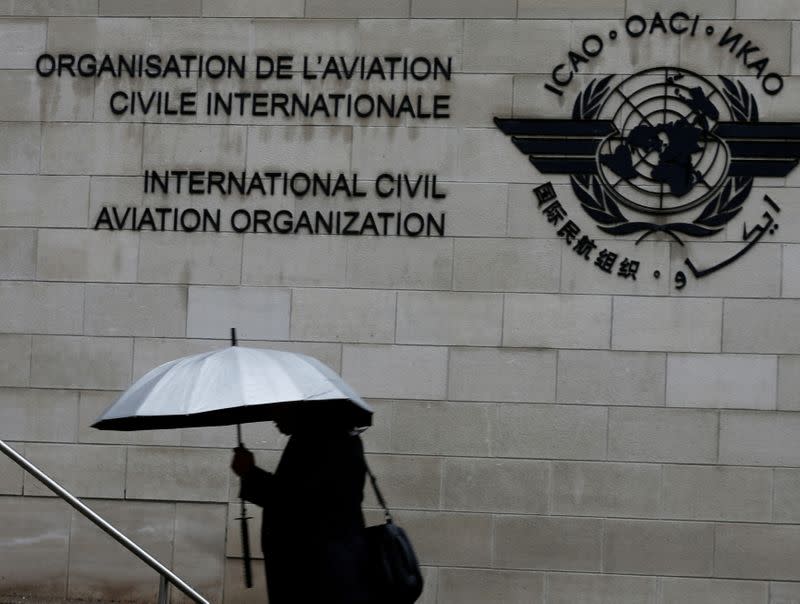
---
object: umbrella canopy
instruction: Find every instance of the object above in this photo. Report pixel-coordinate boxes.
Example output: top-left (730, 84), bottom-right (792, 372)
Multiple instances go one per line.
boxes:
top-left (93, 346), bottom-right (373, 431)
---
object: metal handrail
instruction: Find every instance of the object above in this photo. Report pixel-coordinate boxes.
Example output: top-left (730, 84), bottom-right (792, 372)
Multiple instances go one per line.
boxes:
top-left (0, 439), bottom-right (210, 604)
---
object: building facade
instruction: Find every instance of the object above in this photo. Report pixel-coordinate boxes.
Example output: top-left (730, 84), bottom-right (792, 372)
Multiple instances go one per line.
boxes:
top-left (1, 0), bottom-right (800, 602)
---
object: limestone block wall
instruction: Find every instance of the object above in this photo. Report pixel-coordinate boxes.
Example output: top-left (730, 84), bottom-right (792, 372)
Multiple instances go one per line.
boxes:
top-left (0, 1), bottom-right (799, 603)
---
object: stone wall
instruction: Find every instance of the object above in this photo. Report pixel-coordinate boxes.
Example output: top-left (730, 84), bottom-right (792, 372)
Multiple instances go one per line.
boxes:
top-left (1, 0), bottom-right (800, 603)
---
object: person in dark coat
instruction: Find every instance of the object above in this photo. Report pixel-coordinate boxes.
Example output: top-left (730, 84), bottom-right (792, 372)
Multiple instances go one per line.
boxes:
top-left (231, 415), bottom-right (374, 604)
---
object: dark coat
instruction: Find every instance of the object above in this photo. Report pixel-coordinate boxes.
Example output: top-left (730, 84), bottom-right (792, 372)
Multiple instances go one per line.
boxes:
top-left (239, 431), bottom-right (374, 604)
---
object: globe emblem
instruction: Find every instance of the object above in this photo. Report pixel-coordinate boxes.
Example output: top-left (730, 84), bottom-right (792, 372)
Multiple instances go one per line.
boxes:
top-left (596, 68), bottom-right (731, 215)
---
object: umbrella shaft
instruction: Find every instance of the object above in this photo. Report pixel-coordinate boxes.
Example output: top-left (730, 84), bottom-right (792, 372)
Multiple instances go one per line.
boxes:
top-left (240, 511), bottom-right (253, 588)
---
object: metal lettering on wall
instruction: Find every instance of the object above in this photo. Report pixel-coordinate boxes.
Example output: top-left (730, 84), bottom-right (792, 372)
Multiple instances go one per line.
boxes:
top-left (34, 53), bottom-right (453, 237)
top-left (496, 11), bottom-right (799, 289)
top-left (92, 172), bottom-right (447, 237)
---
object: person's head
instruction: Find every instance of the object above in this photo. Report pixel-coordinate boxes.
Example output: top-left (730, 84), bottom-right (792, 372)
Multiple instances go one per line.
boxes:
top-left (273, 408), bottom-right (357, 436)
top-left (275, 416), bottom-right (297, 435)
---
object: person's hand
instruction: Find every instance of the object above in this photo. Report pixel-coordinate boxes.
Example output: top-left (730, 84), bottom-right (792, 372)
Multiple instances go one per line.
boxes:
top-left (231, 446), bottom-right (255, 477)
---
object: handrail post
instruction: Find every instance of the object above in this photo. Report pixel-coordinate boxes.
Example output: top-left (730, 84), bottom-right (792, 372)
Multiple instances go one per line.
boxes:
top-left (0, 439), bottom-right (210, 604)
top-left (158, 575), bottom-right (170, 604)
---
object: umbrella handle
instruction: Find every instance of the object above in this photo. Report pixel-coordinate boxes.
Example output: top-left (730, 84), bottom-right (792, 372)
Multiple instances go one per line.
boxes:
top-left (239, 496), bottom-right (253, 589)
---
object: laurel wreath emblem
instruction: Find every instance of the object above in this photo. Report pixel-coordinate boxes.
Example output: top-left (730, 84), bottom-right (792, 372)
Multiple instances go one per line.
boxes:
top-left (570, 74), bottom-right (757, 243)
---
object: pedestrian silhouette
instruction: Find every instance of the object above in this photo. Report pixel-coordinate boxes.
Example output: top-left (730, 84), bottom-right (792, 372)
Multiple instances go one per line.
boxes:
top-left (231, 412), bottom-right (374, 603)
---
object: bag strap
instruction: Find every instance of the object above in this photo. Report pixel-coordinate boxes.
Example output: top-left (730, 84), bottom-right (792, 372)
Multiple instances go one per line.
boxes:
top-left (364, 457), bottom-right (393, 522)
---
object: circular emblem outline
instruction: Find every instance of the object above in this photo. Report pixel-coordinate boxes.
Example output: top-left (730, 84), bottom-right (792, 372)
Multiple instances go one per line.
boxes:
top-left (570, 68), bottom-right (757, 243)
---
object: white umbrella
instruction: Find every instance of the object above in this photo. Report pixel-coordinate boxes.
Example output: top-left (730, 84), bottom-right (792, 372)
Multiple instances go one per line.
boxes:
top-left (92, 345), bottom-right (373, 431)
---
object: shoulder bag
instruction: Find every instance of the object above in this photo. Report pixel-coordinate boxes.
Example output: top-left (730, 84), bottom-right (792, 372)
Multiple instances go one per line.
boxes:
top-left (364, 460), bottom-right (424, 604)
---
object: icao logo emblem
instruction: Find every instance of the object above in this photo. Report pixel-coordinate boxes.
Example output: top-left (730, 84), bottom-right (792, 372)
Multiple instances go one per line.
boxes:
top-left (496, 14), bottom-right (800, 288)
